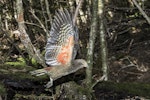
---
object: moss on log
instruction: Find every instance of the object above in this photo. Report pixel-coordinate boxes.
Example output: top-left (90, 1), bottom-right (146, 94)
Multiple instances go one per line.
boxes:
top-left (0, 64), bottom-right (150, 99)
top-left (95, 81), bottom-right (150, 98)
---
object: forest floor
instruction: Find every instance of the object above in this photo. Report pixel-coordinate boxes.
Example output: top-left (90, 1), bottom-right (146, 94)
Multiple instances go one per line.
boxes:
top-left (95, 33), bottom-right (150, 100)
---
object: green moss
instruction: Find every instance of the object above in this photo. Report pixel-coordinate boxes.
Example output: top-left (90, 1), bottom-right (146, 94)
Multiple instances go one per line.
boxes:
top-left (5, 57), bottom-right (26, 66)
top-left (5, 61), bottom-right (26, 66)
top-left (97, 81), bottom-right (150, 98)
top-left (31, 58), bottom-right (38, 66)
top-left (17, 57), bottom-right (26, 63)
top-left (14, 93), bottom-right (53, 100)
top-left (0, 83), bottom-right (6, 95)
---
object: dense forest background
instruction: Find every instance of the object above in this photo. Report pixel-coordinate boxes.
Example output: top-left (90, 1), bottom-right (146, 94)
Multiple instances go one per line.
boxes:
top-left (0, 0), bottom-right (150, 100)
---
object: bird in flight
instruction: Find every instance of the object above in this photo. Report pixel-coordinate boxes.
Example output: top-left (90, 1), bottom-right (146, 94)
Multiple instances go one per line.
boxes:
top-left (30, 9), bottom-right (88, 88)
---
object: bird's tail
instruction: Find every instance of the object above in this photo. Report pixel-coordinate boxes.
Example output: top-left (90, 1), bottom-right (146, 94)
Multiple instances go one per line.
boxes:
top-left (30, 68), bottom-right (48, 76)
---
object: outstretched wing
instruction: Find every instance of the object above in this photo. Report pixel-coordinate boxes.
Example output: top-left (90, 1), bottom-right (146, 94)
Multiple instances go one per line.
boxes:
top-left (45, 9), bottom-right (78, 66)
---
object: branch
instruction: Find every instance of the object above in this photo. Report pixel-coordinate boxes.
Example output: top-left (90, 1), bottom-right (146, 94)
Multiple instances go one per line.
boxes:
top-left (40, 0), bottom-right (48, 31)
top-left (45, 0), bottom-right (52, 25)
top-left (92, 75), bottom-right (105, 88)
top-left (24, 22), bottom-right (43, 28)
top-left (132, 0), bottom-right (150, 25)
top-left (29, 9), bottom-right (48, 34)
top-left (73, 0), bottom-right (84, 25)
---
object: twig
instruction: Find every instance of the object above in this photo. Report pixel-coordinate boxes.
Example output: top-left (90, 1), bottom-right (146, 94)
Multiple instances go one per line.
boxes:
top-left (127, 39), bottom-right (134, 54)
top-left (132, 0), bottom-right (150, 25)
top-left (91, 75), bottom-right (105, 88)
top-left (29, 9), bottom-right (47, 33)
top-left (45, 0), bottom-right (52, 25)
top-left (73, 0), bottom-right (84, 25)
top-left (40, 0), bottom-right (48, 31)
top-left (24, 22), bottom-right (43, 28)
top-left (118, 63), bottom-right (137, 73)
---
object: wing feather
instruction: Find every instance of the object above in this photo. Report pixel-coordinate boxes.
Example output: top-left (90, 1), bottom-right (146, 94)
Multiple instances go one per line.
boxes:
top-left (45, 9), bottom-right (78, 66)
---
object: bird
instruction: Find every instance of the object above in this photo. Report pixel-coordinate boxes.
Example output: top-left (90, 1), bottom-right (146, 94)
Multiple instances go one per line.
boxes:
top-left (30, 9), bottom-right (88, 88)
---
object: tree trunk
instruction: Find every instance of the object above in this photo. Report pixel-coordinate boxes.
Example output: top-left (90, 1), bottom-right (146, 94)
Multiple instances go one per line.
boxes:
top-left (98, 0), bottom-right (108, 80)
top-left (86, 0), bottom-right (98, 98)
top-left (16, 0), bottom-right (46, 67)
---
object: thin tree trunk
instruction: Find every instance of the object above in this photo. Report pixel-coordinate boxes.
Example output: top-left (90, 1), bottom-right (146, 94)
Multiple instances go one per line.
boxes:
top-left (98, 0), bottom-right (108, 80)
top-left (16, 0), bottom-right (46, 67)
top-left (86, 0), bottom-right (98, 97)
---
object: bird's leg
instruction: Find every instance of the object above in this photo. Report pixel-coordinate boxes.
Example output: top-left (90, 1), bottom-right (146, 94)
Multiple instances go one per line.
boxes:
top-left (45, 77), bottom-right (53, 88)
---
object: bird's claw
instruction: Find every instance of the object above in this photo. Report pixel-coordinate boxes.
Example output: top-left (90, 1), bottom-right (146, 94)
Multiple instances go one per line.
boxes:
top-left (45, 77), bottom-right (53, 88)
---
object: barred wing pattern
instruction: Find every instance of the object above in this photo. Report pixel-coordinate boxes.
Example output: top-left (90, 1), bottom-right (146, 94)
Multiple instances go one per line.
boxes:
top-left (45, 9), bottom-right (78, 66)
